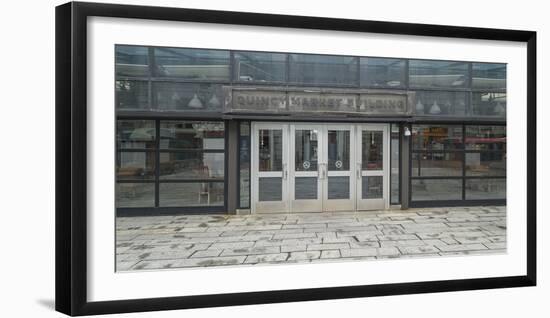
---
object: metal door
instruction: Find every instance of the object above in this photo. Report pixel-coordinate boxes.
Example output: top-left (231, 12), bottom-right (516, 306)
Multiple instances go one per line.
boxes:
top-left (251, 122), bottom-right (289, 213)
top-left (356, 124), bottom-right (389, 210)
top-left (289, 124), bottom-right (324, 212)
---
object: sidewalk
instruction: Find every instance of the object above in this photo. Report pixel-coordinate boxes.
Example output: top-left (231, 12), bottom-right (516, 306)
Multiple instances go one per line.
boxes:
top-left (116, 206), bottom-right (506, 271)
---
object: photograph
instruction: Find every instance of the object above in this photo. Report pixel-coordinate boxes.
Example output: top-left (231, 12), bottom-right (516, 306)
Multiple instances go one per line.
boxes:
top-left (114, 45), bottom-right (507, 271)
top-left (53, 1), bottom-right (536, 315)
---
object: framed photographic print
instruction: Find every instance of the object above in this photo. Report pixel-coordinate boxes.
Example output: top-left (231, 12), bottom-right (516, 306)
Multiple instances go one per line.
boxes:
top-left (55, 1), bottom-right (536, 316)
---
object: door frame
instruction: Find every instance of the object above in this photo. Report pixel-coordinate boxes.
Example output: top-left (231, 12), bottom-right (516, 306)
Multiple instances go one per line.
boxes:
top-left (251, 122), bottom-right (390, 213)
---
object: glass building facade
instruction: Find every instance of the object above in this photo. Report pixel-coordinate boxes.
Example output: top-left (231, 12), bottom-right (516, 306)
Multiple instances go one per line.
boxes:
top-left (115, 45), bottom-right (506, 215)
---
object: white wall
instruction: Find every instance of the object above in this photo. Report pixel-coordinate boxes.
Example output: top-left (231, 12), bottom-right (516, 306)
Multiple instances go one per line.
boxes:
top-left (0, 0), bottom-right (547, 317)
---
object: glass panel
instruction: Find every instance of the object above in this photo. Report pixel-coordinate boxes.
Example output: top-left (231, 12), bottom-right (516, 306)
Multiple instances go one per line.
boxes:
top-left (116, 80), bottom-right (149, 110)
top-left (295, 177), bottom-right (318, 200)
top-left (412, 152), bottom-right (463, 177)
top-left (409, 60), bottom-right (469, 88)
top-left (288, 54), bottom-right (358, 86)
top-left (465, 125), bottom-right (506, 151)
top-left (159, 182), bottom-right (224, 207)
top-left (116, 183), bottom-right (155, 207)
top-left (411, 179), bottom-right (462, 201)
top-left (239, 122), bottom-right (251, 208)
top-left (465, 178), bottom-right (506, 200)
top-left (159, 121), bottom-right (224, 150)
top-left (466, 152), bottom-right (506, 176)
top-left (234, 51), bottom-right (286, 82)
top-left (413, 91), bottom-right (467, 116)
top-left (153, 82), bottom-right (223, 111)
top-left (295, 129), bottom-right (319, 171)
top-left (153, 47), bottom-right (230, 80)
top-left (362, 131), bottom-right (383, 170)
top-left (472, 63), bottom-right (506, 90)
top-left (362, 176), bottom-right (383, 199)
top-left (472, 92), bottom-right (507, 117)
top-left (327, 130), bottom-right (350, 171)
top-left (159, 152), bottom-right (224, 180)
top-left (328, 176), bottom-right (350, 199)
top-left (259, 129), bottom-right (283, 171)
top-left (360, 57), bottom-right (406, 88)
top-left (412, 125), bottom-right (463, 151)
top-left (259, 177), bottom-right (282, 201)
top-left (117, 152), bottom-right (156, 180)
top-left (115, 46), bottom-right (149, 77)
top-left (390, 124), bottom-right (400, 204)
top-left (117, 120), bottom-right (156, 149)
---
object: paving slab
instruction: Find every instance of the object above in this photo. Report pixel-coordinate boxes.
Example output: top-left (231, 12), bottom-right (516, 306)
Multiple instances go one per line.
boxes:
top-left (116, 206), bottom-right (506, 271)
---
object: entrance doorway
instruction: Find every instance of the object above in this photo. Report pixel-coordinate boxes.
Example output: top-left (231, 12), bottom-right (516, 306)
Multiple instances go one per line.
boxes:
top-left (251, 122), bottom-right (389, 213)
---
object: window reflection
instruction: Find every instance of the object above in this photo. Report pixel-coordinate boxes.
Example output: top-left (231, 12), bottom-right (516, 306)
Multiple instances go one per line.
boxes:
top-left (234, 51), bottom-right (286, 82)
top-left (259, 129), bottom-right (283, 171)
top-left (465, 125), bottom-right (506, 151)
top-left (412, 125), bottom-right (463, 151)
top-left (413, 91), bottom-right (467, 116)
top-left (327, 130), bottom-right (350, 171)
top-left (472, 92), bottom-right (506, 117)
top-left (362, 131), bottom-right (383, 170)
top-left (412, 152), bottom-right (462, 177)
top-left (409, 60), bottom-right (469, 88)
top-left (116, 80), bottom-right (149, 110)
top-left (295, 130), bottom-right (319, 171)
top-left (154, 83), bottom-right (223, 111)
top-left (360, 57), bottom-right (406, 88)
top-left (115, 46), bottom-right (149, 77)
top-left (154, 48), bottom-right (230, 80)
top-left (117, 120), bottom-right (156, 149)
top-left (472, 63), bottom-right (506, 90)
top-left (239, 122), bottom-right (251, 208)
top-left (159, 121), bottom-right (224, 150)
top-left (289, 54), bottom-right (358, 86)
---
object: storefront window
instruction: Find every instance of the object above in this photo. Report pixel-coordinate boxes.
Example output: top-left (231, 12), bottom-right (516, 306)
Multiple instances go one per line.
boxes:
top-left (115, 45), bottom-right (150, 77)
top-left (390, 124), bottom-right (400, 204)
top-left (234, 51), bottom-right (287, 83)
top-left (409, 60), bottom-right (469, 89)
top-left (288, 54), bottom-right (358, 86)
top-left (117, 120), bottom-right (156, 149)
top-left (412, 152), bottom-right (463, 177)
top-left (360, 57), bottom-right (406, 88)
top-left (411, 124), bottom-right (506, 203)
top-left (115, 120), bottom-right (226, 210)
top-left (472, 63), bottom-right (506, 90)
top-left (153, 47), bottom-right (230, 81)
top-left (239, 122), bottom-right (251, 208)
top-left (465, 125), bottom-right (506, 151)
top-left (412, 124), bottom-right (463, 151)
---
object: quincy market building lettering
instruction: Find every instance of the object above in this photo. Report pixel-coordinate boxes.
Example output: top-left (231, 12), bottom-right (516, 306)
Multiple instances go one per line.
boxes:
top-left (229, 90), bottom-right (410, 115)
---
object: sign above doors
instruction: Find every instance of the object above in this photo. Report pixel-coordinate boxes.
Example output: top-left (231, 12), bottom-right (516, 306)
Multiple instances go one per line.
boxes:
top-left (225, 87), bottom-right (411, 116)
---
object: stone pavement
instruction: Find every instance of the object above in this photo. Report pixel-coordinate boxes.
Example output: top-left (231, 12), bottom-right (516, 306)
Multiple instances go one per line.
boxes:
top-left (116, 206), bottom-right (506, 271)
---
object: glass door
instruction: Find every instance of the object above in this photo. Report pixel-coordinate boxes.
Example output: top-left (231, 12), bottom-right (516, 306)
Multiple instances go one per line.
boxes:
top-left (356, 124), bottom-right (389, 210)
top-left (290, 124), bottom-right (323, 212)
top-left (251, 123), bottom-right (289, 213)
top-left (323, 125), bottom-right (355, 211)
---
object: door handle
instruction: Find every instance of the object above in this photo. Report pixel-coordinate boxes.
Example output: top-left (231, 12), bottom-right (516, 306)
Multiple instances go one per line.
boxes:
top-left (357, 162), bottom-right (361, 179)
top-left (283, 163), bottom-right (288, 180)
top-left (322, 163), bottom-right (327, 179)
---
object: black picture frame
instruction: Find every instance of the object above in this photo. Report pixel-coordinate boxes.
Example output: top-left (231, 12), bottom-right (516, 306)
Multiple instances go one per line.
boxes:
top-left (55, 1), bottom-right (536, 316)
